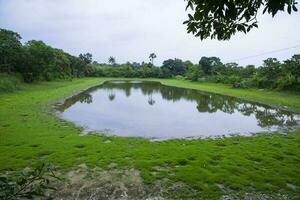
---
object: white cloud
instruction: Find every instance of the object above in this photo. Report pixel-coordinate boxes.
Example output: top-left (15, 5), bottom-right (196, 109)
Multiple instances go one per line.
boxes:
top-left (0, 0), bottom-right (299, 66)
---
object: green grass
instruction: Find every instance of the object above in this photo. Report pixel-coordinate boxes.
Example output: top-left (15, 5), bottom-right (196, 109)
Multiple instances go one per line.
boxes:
top-left (0, 78), bottom-right (299, 199)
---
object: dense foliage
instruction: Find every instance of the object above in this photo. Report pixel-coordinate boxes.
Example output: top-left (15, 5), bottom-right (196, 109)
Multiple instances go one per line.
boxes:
top-left (0, 29), bottom-right (92, 83)
top-left (184, 0), bottom-right (298, 40)
top-left (0, 163), bottom-right (59, 200)
top-left (1, 28), bottom-right (299, 91)
top-left (186, 56), bottom-right (300, 91)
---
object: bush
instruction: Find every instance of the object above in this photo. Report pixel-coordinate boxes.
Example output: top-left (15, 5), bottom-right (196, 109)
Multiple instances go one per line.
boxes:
top-left (275, 74), bottom-right (300, 91)
top-left (226, 75), bottom-right (242, 84)
top-left (175, 75), bottom-right (184, 80)
top-left (185, 65), bottom-right (203, 81)
top-left (197, 77), bottom-right (207, 83)
top-left (232, 80), bottom-right (249, 89)
top-left (0, 73), bottom-right (22, 92)
top-left (0, 163), bottom-right (60, 199)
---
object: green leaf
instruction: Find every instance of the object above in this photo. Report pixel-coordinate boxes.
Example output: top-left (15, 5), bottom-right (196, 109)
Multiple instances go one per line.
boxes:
top-left (288, 5), bottom-right (292, 14)
top-left (188, 14), bottom-right (194, 20)
top-left (292, 5), bottom-right (298, 11)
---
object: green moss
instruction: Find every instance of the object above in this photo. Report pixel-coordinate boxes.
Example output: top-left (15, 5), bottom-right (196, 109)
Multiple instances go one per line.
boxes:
top-left (0, 78), bottom-right (299, 198)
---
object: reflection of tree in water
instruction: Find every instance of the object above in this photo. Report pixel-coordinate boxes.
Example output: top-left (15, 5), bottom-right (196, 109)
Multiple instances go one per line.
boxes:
top-left (79, 93), bottom-right (92, 104)
top-left (255, 108), bottom-right (296, 128)
top-left (101, 81), bottom-right (299, 128)
top-left (108, 90), bottom-right (116, 101)
top-left (239, 103), bottom-right (256, 116)
top-left (195, 95), bottom-right (237, 114)
top-left (148, 94), bottom-right (155, 106)
top-left (60, 81), bottom-right (298, 129)
top-left (57, 91), bottom-right (93, 112)
top-left (125, 89), bottom-right (131, 97)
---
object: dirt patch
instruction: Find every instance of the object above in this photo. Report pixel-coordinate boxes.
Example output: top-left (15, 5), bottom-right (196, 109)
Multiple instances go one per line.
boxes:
top-left (53, 164), bottom-right (167, 200)
top-left (52, 163), bottom-right (203, 199)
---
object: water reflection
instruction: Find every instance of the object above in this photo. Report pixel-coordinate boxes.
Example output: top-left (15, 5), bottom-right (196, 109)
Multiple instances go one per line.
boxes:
top-left (56, 91), bottom-right (93, 112)
top-left (108, 90), bottom-right (116, 101)
top-left (57, 81), bottom-right (299, 139)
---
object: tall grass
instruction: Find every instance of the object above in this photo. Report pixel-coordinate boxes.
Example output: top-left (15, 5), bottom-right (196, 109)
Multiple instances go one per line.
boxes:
top-left (0, 73), bottom-right (22, 92)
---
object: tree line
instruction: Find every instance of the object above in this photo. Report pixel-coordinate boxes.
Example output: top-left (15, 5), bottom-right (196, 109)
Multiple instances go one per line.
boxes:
top-left (0, 28), bottom-right (93, 82)
top-left (88, 56), bottom-right (300, 91)
top-left (1, 28), bottom-right (299, 91)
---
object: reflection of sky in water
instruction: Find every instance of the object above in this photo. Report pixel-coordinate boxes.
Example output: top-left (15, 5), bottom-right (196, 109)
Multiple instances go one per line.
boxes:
top-left (59, 81), bottom-right (300, 139)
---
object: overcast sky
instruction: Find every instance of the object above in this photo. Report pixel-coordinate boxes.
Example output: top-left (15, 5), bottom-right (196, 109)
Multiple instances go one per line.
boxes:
top-left (1, 0), bottom-right (300, 66)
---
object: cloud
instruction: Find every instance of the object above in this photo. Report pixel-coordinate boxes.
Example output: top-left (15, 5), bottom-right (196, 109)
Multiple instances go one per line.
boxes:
top-left (0, 0), bottom-right (299, 66)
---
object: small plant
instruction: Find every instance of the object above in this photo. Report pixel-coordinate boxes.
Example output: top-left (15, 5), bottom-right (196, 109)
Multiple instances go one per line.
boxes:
top-left (175, 75), bottom-right (184, 80)
top-left (0, 163), bottom-right (60, 200)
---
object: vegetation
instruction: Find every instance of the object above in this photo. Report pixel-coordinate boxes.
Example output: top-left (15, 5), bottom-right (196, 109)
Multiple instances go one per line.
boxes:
top-left (1, 28), bottom-right (299, 92)
top-left (0, 28), bottom-right (93, 83)
top-left (149, 53), bottom-right (157, 65)
top-left (0, 73), bottom-right (21, 92)
top-left (108, 56), bottom-right (116, 66)
top-left (184, 0), bottom-right (298, 40)
top-left (0, 27), bottom-right (299, 198)
top-left (87, 55), bottom-right (300, 92)
top-left (185, 56), bottom-right (300, 91)
top-left (0, 78), bottom-right (299, 199)
top-left (0, 163), bottom-right (59, 199)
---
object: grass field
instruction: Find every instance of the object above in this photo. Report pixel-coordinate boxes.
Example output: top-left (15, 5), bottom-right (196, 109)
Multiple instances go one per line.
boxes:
top-left (0, 78), bottom-right (299, 199)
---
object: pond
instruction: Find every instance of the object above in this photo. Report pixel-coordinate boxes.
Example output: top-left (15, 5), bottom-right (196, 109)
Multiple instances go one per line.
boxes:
top-left (57, 80), bottom-right (300, 139)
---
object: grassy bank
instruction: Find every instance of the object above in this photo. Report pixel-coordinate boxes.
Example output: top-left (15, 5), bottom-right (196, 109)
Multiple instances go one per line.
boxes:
top-left (0, 78), bottom-right (299, 199)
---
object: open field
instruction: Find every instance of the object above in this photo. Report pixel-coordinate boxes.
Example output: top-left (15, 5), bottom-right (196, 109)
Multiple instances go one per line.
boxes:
top-left (0, 78), bottom-right (299, 199)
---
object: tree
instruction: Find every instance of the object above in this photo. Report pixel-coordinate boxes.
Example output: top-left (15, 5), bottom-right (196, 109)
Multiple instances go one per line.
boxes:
top-left (253, 58), bottom-right (282, 88)
top-left (52, 48), bottom-right (72, 79)
top-left (23, 40), bottom-right (56, 82)
top-left (199, 56), bottom-right (222, 75)
top-left (108, 56), bottom-right (116, 66)
top-left (185, 65), bottom-right (203, 81)
top-left (261, 58), bottom-right (282, 80)
top-left (162, 58), bottom-right (187, 76)
top-left (22, 40), bottom-right (73, 82)
top-left (149, 53), bottom-right (157, 65)
top-left (280, 54), bottom-right (300, 90)
top-left (241, 65), bottom-right (256, 78)
top-left (79, 53), bottom-right (92, 65)
top-left (68, 55), bottom-right (86, 78)
top-left (0, 29), bottom-right (23, 73)
top-left (184, 0), bottom-right (298, 40)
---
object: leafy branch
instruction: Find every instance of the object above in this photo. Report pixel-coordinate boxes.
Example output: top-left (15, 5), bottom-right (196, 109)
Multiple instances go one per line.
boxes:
top-left (0, 163), bottom-right (61, 200)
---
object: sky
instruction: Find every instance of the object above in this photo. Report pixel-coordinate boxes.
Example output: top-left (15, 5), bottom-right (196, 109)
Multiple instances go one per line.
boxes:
top-left (0, 0), bottom-right (300, 66)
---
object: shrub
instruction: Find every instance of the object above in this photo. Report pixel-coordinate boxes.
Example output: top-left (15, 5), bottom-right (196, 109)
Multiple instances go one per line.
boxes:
top-left (175, 75), bottom-right (184, 80)
top-left (232, 80), bottom-right (249, 89)
top-left (0, 73), bottom-right (22, 92)
top-left (197, 77), bottom-right (207, 83)
top-left (275, 74), bottom-right (300, 91)
top-left (0, 163), bottom-right (60, 199)
top-left (227, 75), bottom-right (242, 84)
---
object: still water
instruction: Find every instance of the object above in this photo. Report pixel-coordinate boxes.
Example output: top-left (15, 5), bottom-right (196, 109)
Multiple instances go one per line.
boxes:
top-left (57, 81), bottom-right (299, 139)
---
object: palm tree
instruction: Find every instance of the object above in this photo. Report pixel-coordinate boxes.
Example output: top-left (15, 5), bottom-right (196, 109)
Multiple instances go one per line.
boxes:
top-left (108, 56), bottom-right (116, 66)
top-left (148, 94), bottom-right (155, 106)
top-left (149, 53), bottom-right (157, 65)
top-left (108, 90), bottom-right (116, 101)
